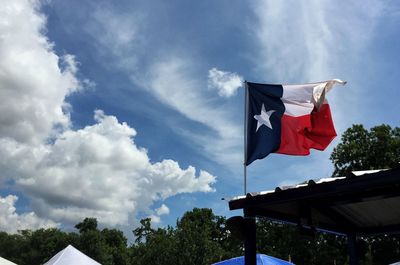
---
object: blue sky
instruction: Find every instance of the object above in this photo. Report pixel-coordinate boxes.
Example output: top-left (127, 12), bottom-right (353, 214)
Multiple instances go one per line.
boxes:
top-left (0, 0), bottom-right (399, 236)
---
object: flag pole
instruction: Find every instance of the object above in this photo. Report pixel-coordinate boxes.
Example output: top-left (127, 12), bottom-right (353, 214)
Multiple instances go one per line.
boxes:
top-left (244, 81), bottom-right (248, 195)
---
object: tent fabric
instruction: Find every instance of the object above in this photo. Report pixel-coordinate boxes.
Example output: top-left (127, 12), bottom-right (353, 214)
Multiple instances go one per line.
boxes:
top-left (43, 245), bottom-right (101, 265)
top-left (0, 257), bottom-right (18, 265)
top-left (389, 262), bottom-right (400, 265)
top-left (213, 254), bottom-right (294, 265)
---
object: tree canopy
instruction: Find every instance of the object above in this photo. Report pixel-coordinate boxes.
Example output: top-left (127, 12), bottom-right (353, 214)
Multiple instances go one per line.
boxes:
top-left (330, 124), bottom-right (400, 177)
top-left (1, 209), bottom-right (399, 265)
top-left (1, 124), bottom-right (400, 265)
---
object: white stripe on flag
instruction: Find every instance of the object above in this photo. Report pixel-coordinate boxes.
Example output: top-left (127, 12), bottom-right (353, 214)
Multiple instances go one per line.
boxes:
top-left (282, 79), bottom-right (346, 117)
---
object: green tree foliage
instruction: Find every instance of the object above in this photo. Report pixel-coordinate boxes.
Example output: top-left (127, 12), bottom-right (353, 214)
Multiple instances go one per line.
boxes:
top-left (75, 217), bottom-right (98, 233)
top-left (75, 229), bottom-right (113, 264)
top-left (330, 124), bottom-right (400, 265)
top-left (361, 235), bottom-right (400, 265)
top-left (19, 228), bottom-right (74, 265)
top-left (330, 124), bottom-right (400, 177)
top-left (0, 228), bottom-right (77, 265)
top-left (132, 218), bottom-right (154, 244)
top-left (1, 123), bottom-right (400, 265)
top-left (101, 228), bottom-right (130, 265)
top-left (256, 219), bottom-right (347, 265)
top-left (74, 218), bottom-right (130, 265)
top-left (131, 219), bottom-right (177, 265)
top-left (174, 208), bottom-right (227, 264)
top-left (0, 219), bottom-right (130, 265)
top-left (131, 208), bottom-right (241, 265)
top-left (0, 231), bottom-right (27, 264)
top-left (0, 210), bottom-right (399, 265)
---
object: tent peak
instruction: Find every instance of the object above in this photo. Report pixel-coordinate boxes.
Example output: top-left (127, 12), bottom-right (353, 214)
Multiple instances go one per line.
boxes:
top-left (43, 244), bottom-right (101, 265)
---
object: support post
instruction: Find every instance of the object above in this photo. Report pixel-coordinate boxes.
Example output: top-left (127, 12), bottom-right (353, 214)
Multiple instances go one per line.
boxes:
top-left (347, 233), bottom-right (359, 265)
top-left (244, 208), bottom-right (256, 265)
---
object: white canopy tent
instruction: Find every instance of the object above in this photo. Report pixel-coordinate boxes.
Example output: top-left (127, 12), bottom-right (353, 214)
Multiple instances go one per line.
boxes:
top-left (43, 245), bottom-right (101, 265)
top-left (0, 257), bottom-right (17, 265)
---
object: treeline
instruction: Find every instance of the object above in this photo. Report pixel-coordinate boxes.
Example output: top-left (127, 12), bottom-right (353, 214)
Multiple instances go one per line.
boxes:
top-left (1, 208), bottom-right (399, 265)
top-left (1, 125), bottom-right (399, 265)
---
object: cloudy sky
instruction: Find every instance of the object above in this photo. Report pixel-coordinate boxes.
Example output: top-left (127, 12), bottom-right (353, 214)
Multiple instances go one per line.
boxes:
top-left (1, 0), bottom-right (399, 236)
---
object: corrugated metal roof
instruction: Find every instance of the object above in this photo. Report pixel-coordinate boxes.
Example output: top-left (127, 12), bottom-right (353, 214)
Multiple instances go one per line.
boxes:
top-left (229, 168), bottom-right (400, 235)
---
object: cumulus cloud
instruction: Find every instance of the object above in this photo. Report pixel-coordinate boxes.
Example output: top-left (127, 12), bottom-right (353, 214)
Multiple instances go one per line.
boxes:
top-left (147, 204), bottom-right (170, 224)
top-left (1, 110), bottom-right (216, 227)
top-left (0, 195), bottom-right (58, 233)
top-left (208, 68), bottom-right (243, 98)
top-left (0, 0), bottom-right (216, 231)
top-left (156, 204), bottom-right (170, 216)
top-left (79, 6), bottom-right (244, 170)
top-left (3, 108), bottom-right (216, 226)
top-left (0, 0), bottom-right (81, 145)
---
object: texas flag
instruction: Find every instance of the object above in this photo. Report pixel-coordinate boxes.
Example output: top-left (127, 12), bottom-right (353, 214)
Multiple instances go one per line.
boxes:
top-left (245, 79), bottom-right (346, 166)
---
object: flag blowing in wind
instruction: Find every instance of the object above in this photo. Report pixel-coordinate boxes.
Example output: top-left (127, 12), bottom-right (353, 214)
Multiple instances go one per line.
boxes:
top-left (245, 79), bottom-right (346, 166)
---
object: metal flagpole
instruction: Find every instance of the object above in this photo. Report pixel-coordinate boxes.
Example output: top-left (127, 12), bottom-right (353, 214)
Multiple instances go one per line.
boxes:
top-left (244, 81), bottom-right (256, 265)
top-left (244, 81), bottom-right (248, 195)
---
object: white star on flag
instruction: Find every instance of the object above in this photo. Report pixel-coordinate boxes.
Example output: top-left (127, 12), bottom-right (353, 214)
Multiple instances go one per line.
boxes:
top-left (254, 104), bottom-right (275, 132)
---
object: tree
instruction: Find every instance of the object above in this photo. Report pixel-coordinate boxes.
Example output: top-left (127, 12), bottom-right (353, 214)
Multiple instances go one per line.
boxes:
top-left (131, 222), bottom-right (177, 265)
top-left (75, 217), bottom-right (98, 233)
top-left (132, 218), bottom-right (154, 244)
top-left (330, 124), bottom-right (400, 177)
top-left (361, 234), bottom-right (400, 265)
top-left (20, 228), bottom-right (74, 265)
top-left (173, 208), bottom-right (225, 265)
top-left (0, 228), bottom-right (78, 265)
top-left (0, 231), bottom-right (26, 264)
top-left (131, 209), bottom-right (242, 265)
top-left (330, 124), bottom-right (400, 265)
top-left (256, 219), bottom-right (347, 265)
top-left (74, 219), bottom-right (114, 264)
top-left (101, 228), bottom-right (129, 265)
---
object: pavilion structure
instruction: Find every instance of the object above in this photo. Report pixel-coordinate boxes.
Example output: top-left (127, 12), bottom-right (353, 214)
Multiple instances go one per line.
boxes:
top-left (228, 167), bottom-right (400, 265)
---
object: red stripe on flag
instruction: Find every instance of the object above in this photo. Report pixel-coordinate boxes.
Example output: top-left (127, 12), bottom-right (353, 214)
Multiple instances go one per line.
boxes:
top-left (276, 104), bottom-right (337, 155)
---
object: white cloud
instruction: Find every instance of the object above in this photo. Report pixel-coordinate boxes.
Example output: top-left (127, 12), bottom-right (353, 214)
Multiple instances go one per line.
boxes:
top-left (208, 68), bottom-right (243, 98)
top-left (250, 0), bottom-right (384, 131)
top-left (156, 204), bottom-right (170, 216)
top-left (0, 195), bottom-right (58, 233)
top-left (0, 0), bottom-right (81, 145)
top-left (143, 58), bottom-right (243, 167)
top-left (84, 5), bottom-right (140, 70)
top-left (147, 204), bottom-right (170, 224)
top-left (147, 215), bottom-right (161, 224)
top-left (251, 0), bottom-right (383, 82)
top-left (79, 0), bottom-right (390, 182)
top-left (244, 0), bottom-right (386, 179)
top-left (1, 110), bottom-right (215, 227)
top-left (80, 6), bottom-right (245, 170)
top-left (0, 0), bottom-right (216, 230)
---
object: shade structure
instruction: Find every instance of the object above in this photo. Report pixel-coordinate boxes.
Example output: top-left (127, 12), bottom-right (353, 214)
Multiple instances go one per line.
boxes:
top-left (229, 168), bottom-right (400, 235)
top-left (213, 254), bottom-right (294, 265)
top-left (228, 167), bottom-right (400, 265)
top-left (43, 245), bottom-right (101, 265)
top-left (0, 257), bottom-right (18, 265)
